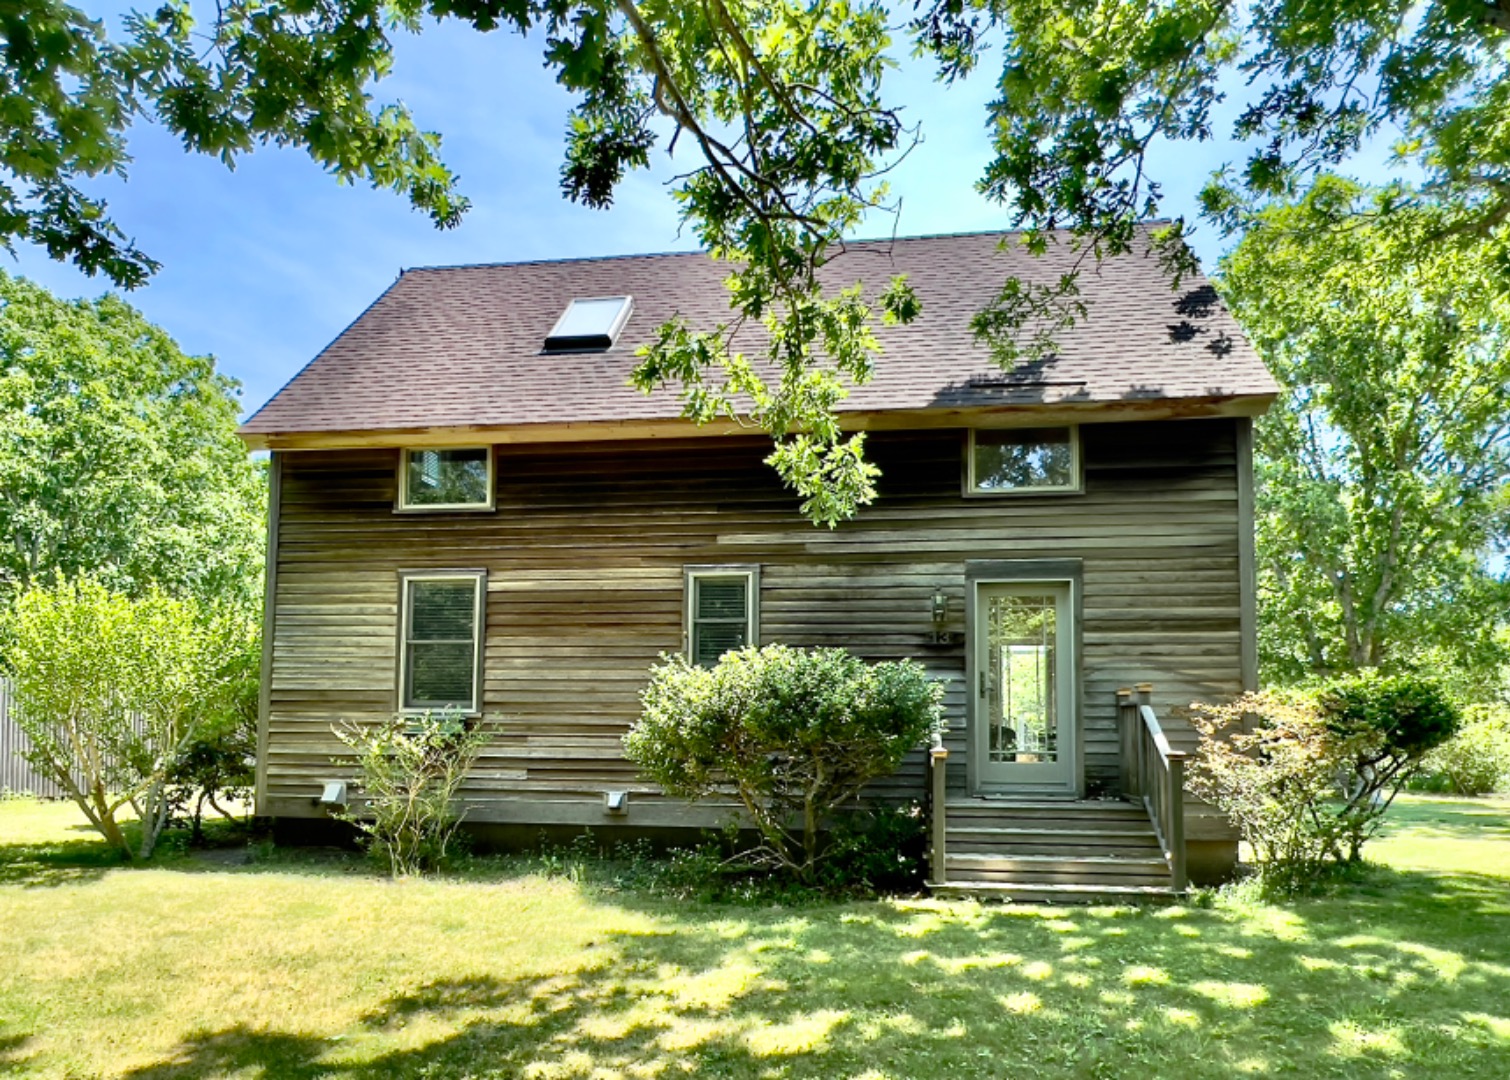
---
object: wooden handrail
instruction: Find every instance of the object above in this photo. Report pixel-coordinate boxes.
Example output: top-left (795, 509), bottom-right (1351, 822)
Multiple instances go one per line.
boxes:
top-left (1117, 685), bottom-right (1188, 892)
top-left (929, 735), bottom-right (948, 886)
top-left (1138, 704), bottom-right (1183, 763)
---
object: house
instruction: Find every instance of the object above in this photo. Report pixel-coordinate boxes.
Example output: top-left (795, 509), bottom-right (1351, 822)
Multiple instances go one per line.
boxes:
top-left (239, 230), bottom-right (1278, 900)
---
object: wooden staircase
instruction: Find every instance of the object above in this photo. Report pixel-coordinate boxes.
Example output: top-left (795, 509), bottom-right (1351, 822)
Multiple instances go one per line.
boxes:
top-left (927, 798), bottom-right (1179, 903)
top-left (923, 685), bottom-right (1190, 904)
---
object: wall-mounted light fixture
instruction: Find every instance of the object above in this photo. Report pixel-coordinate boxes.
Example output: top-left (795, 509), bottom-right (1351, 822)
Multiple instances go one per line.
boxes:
top-left (931, 591), bottom-right (949, 644)
top-left (604, 790), bottom-right (629, 815)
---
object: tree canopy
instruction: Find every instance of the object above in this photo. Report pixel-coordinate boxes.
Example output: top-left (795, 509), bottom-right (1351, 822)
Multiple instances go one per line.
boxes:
top-left (8, 0), bottom-right (1510, 520)
top-left (0, 270), bottom-right (265, 608)
top-left (1219, 178), bottom-right (1510, 688)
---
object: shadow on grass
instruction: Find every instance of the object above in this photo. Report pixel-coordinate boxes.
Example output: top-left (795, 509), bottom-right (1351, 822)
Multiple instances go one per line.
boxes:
top-left (118, 867), bottom-right (1510, 1080)
top-left (0, 834), bottom-right (123, 887)
top-left (0, 1032), bottom-right (34, 1074)
top-left (0, 810), bottom-right (274, 888)
top-left (1378, 797), bottom-right (1510, 842)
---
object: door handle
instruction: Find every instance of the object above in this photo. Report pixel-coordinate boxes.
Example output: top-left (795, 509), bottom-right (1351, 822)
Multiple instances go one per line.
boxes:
top-left (980, 670), bottom-right (988, 698)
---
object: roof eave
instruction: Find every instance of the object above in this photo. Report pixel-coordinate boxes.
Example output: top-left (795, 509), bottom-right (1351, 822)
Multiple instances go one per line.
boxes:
top-left (237, 392), bottom-right (1278, 452)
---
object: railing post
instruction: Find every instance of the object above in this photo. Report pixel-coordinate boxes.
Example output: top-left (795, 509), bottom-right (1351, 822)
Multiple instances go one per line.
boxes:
top-left (930, 741), bottom-right (949, 886)
top-left (1116, 688), bottom-right (1136, 797)
top-left (1134, 683), bottom-right (1153, 799)
top-left (1168, 752), bottom-right (1188, 892)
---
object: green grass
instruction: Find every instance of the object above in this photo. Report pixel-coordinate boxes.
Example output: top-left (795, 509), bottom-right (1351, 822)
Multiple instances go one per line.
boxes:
top-left (1, 795), bottom-right (1507, 1079)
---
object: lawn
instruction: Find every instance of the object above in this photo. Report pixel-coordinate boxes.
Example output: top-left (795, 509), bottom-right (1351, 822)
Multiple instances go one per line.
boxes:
top-left (0, 796), bottom-right (1507, 1079)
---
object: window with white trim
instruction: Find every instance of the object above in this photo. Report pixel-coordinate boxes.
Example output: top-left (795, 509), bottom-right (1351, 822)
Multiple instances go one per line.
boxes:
top-left (399, 571), bottom-right (485, 712)
top-left (685, 566), bottom-right (760, 667)
top-left (967, 427), bottom-right (1080, 494)
top-left (398, 448), bottom-right (494, 511)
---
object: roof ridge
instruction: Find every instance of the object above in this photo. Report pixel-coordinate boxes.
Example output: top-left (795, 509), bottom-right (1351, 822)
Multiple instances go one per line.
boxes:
top-left (398, 221), bottom-right (1179, 276)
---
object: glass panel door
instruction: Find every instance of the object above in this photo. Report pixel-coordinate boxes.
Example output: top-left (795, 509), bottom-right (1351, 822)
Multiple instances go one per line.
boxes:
top-left (974, 582), bottom-right (1075, 792)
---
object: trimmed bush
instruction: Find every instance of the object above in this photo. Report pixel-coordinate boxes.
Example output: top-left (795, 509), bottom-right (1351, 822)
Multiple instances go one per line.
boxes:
top-left (624, 645), bottom-right (943, 881)
top-left (1319, 671), bottom-right (1460, 759)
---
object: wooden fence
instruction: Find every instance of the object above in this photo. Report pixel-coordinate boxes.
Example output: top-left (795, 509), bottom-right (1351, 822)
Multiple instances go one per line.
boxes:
top-left (0, 679), bottom-right (67, 799)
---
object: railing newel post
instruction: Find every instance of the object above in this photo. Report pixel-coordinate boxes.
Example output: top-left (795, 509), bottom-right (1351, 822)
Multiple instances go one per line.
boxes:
top-left (1168, 752), bottom-right (1188, 892)
top-left (1116, 688), bottom-right (1135, 797)
top-left (929, 738), bottom-right (949, 887)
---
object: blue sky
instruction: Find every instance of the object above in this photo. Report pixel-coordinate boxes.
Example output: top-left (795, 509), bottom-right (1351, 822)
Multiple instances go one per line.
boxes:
top-left (8, 14), bottom-right (1362, 417)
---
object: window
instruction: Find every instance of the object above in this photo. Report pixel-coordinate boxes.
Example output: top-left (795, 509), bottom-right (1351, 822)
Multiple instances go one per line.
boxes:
top-left (398, 448), bottom-right (494, 511)
top-left (544, 296), bottom-right (634, 352)
top-left (399, 572), bottom-right (485, 713)
top-left (967, 427), bottom-right (1080, 494)
top-left (685, 566), bottom-right (760, 667)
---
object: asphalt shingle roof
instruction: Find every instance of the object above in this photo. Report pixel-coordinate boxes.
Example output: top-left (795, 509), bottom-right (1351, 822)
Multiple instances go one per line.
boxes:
top-left (239, 229), bottom-right (1277, 440)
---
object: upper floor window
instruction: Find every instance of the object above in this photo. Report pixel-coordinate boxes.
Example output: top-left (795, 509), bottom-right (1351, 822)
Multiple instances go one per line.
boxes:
top-left (399, 448), bottom-right (494, 511)
top-left (967, 427), bottom-right (1080, 495)
top-left (685, 566), bottom-right (760, 667)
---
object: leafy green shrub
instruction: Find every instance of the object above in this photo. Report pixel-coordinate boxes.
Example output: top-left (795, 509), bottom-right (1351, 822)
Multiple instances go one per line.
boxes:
top-left (333, 711), bottom-right (488, 877)
top-left (1189, 674), bottom-right (1460, 893)
top-left (1413, 708), bottom-right (1510, 795)
top-left (1319, 671), bottom-right (1461, 759)
top-left (819, 802), bottom-right (927, 893)
top-left (624, 645), bottom-right (943, 881)
top-left (2, 576), bottom-right (258, 860)
top-left (164, 640), bottom-right (259, 842)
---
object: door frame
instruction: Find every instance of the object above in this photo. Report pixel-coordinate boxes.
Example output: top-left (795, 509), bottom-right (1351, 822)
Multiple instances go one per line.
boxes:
top-left (964, 559), bottom-right (1084, 797)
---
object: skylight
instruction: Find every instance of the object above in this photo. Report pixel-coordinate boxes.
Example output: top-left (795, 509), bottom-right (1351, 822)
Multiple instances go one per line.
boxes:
top-left (543, 296), bottom-right (634, 352)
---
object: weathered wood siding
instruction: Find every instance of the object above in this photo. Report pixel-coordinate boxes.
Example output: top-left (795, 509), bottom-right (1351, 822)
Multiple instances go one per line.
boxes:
top-left (263, 419), bottom-right (1245, 825)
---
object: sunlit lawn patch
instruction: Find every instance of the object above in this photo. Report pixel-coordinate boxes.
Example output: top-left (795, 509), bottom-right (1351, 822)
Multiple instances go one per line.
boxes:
top-left (0, 794), bottom-right (1507, 1078)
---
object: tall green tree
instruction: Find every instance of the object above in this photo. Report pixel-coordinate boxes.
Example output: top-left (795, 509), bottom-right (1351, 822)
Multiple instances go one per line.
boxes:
top-left (1219, 178), bottom-right (1510, 687)
top-left (918, 0), bottom-right (1510, 352)
top-left (0, 271), bottom-right (265, 607)
top-left (8, 1), bottom-right (1510, 519)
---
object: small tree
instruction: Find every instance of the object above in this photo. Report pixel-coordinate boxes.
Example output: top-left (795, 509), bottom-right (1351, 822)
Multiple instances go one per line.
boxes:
top-left (2, 577), bottom-right (257, 860)
top-left (625, 645), bottom-right (944, 880)
top-left (1188, 674), bottom-right (1460, 891)
top-left (333, 711), bottom-right (488, 877)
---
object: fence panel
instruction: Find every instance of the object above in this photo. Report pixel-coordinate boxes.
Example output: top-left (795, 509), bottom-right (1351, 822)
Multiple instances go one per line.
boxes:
top-left (0, 679), bottom-right (68, 799)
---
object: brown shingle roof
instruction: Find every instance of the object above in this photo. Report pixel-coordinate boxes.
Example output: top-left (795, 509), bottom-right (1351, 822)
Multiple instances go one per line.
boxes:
top-left (239, 229), bottom-right (1276, 442)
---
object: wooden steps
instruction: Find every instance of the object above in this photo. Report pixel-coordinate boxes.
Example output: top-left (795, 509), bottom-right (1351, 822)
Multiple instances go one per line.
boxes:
top-left (929, 881), bottom-right (1180, 905)
top-left (927, 797), bottom-right (1179, 903)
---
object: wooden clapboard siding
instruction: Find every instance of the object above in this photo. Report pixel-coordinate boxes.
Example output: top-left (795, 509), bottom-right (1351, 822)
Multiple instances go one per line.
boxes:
top-left (261, 418), bottom-right (1245, 824)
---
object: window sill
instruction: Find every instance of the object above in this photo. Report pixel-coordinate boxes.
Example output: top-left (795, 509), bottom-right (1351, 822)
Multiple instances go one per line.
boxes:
top-left (393, 503), bottom-right (496, 514)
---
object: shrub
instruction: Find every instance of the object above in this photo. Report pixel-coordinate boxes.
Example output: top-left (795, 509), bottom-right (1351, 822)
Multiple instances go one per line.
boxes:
top-left (1, 576), bottom-right (258, 860)
top-left (333, 711), bottom-right (488, 877)
top-left (1414, 707), bottom-right (1510, 795)
top-left (1319, 671), bottom-right (1460, 760)
top-left (164, 639), bottom-right (260, 842)
top-left (1188, 674), bottom-right (1460, 892)
top-left (624, 645), bottom-right (943, 881)
top-left (819, 801), bottom-right (928, 894)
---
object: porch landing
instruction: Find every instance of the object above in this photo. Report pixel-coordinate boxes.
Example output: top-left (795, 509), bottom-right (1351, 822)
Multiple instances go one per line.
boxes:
top-left (926, 798), bottom-right (1180, 904)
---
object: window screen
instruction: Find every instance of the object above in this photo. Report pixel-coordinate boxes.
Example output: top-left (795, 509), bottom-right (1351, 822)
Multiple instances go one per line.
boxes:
top-left (401, 575), bottom-right (483, 711)
top-left (401, 448), bottom-right (491, 509)
top-left (688, 571), bottom-right (757, 667)
top-left (970, 428), bottom-right (1077, 493)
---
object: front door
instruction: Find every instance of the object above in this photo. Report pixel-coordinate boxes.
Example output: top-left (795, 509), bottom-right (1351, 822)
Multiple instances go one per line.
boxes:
top-left (973, 582), bottom-right (1076, 793)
